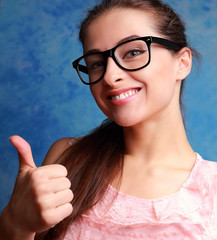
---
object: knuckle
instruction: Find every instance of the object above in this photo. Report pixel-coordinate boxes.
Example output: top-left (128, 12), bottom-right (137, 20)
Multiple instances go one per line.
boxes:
top-left (28, 169), bottom-right (43, 183)
top-left (66, 189), bottom-right (74, 202)
top-left (34, 183), bottom-right (49, 197)
top-left (64, 177), bottom-right (71, 188)
top-left (57, 164), bottom-right (68, 176)
top-left (31, 181), bottom-right (52, 203)
top-left (63, 203), bottom-right (73, 217)
top-left (34, 193), bottom-right (52, 212)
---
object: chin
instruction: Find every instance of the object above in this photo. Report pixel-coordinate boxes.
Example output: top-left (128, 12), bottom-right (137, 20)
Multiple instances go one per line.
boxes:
top-left (102, 108), bottom-right (143, 127)
top-left (113, 118), bottom-right (139, 127)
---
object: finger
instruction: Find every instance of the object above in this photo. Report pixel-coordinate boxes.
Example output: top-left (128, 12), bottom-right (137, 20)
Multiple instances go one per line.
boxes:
top-left (38, 189), bottom-right (73, 211)
top-left (35, 178), bottom-right (71, 195)
top-left (55, 203), bottom-right (73, 222)
top-left (54, 189), bottom-right (74, 207)
top-left (49, 177), bottom-right (71, 193)
top-left (37, 164), bottom-right (68, 180)
top-left (42, 203), bottom-right (73, 227)
top-left (10, 135), bottom-right (36, 170)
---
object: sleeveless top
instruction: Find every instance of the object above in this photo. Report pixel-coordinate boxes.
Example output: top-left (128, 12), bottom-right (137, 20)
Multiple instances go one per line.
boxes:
top-left (64, 154), bottom-right (217, 239)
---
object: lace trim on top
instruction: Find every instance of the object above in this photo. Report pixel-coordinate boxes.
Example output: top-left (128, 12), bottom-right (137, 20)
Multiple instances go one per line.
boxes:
top-left (108, 153), bottom-right (200, 203)
top-left (64, 153), bottom-right (217, 239)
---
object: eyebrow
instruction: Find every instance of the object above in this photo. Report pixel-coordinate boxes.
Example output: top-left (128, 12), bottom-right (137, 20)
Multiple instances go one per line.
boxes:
top-left (84, 34), bottom-right (141, 55)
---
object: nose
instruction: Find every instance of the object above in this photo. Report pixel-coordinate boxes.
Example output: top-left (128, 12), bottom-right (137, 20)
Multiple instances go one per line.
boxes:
top-left (102, 57), bottom-right (125, 87)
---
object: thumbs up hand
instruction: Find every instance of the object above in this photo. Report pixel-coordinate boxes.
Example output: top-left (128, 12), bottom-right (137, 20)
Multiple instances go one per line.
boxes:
top-left (1, 136), bottom-right (73, 239)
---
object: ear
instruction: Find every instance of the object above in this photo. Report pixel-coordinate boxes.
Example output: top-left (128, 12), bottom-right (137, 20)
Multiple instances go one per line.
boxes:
top-left (176, 47), bottom-right (192, 81)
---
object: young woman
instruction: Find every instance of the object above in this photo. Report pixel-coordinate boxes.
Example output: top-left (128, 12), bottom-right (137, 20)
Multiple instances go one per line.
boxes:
top-left (1, 0), bottom-right (216, 239)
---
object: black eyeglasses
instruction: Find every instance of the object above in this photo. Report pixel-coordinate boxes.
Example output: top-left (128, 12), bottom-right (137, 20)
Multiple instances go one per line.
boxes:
top-left (72, 36), bottom-right (180, 85)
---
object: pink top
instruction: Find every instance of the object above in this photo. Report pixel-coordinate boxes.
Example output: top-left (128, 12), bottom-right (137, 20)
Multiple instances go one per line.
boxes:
top-left (64, 154), bottom-right (217, 239)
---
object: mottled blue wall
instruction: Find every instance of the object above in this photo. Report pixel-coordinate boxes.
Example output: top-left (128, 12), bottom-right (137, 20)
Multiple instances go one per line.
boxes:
top-left (0, 0), bottom-right (217, 212)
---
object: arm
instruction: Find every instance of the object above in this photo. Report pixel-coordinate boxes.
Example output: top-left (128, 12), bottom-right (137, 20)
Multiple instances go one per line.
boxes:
top-left (0, 136), bottom-right (74, 240)
top-left (42, 137), bottom-right (73, 166)
top-left (0, 208), bottom-right (36, 240)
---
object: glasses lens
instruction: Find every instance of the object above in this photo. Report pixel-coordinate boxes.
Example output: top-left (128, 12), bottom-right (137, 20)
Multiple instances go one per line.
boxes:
top-left (78, 53), bottom-right (105, 84)
top-left (115, 40), bottom-right (149, 70)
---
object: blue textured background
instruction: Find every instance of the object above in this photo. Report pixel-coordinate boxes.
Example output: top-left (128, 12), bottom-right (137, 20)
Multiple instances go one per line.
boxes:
top-left (0, 0), bottom-right (217, 212)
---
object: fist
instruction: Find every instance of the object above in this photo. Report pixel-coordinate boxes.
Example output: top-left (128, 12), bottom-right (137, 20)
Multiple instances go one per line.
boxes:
top-left (7, 136), bottom-right (73, 234)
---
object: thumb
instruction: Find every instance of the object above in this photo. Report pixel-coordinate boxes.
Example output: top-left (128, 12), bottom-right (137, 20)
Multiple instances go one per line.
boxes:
top-left (10, 135), bottom-right (36, 170)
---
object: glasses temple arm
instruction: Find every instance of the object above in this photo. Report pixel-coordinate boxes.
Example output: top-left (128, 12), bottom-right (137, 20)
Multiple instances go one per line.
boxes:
top-left (151, 37), bottom-right (181, 51)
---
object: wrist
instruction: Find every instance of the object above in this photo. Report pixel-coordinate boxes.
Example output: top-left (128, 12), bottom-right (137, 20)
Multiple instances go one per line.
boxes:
top-left (0, 206), bottom-right (35, 240)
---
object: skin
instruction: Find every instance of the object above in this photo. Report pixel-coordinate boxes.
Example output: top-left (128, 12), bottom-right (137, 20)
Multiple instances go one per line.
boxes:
top-left (0, 136), bottom-right (73, 240)
top-left (86, 8), bottom-right (196, 198)
top-left (0, 7), bottom-right (195, 240)
top-left (86, 9), bottom-right (187, 127)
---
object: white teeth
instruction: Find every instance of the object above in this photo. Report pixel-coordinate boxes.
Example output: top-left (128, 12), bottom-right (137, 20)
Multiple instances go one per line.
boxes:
top-left (111, 89), bottom-right (139, 100)
top-left (120, 93), bottom-right (125, 100)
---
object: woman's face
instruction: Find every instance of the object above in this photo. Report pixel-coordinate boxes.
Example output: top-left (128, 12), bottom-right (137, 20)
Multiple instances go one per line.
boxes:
top-left (84, 8), bottom-right (188, 127)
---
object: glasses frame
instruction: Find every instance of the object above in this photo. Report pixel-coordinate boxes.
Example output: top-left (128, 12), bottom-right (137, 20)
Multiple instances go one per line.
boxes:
top-left (72, 36), bottom-right (181, 85)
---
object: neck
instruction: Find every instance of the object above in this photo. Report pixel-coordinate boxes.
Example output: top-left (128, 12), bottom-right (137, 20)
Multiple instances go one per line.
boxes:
top-left (123, 109), bottom-right (194, 166)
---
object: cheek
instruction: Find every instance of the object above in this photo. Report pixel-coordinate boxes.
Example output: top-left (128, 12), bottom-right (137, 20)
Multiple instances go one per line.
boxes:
top-left (90, 86), bottom-right (107, 112)
top-left (129, 55), bottom-right (178, 103)
top-left (147, 52), bottom-right (177, 88)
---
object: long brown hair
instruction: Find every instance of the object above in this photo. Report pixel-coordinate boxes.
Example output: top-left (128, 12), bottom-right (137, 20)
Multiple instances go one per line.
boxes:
top-left (35, 119), bottom-right (124, 239)
top-left (36, 0), bottom-right (198, 239)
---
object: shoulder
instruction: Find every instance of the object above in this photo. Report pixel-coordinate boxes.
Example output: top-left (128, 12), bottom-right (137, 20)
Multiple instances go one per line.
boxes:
top-left (195, 154), bottom-right (217, 189)
top-left (42, 137), bottom-right (76, 166)
top-left (197, 154), bottom-right (217, 175)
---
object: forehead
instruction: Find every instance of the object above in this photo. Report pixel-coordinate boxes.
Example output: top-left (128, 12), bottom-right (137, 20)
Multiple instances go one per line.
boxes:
top-left (83, 8), bottom-right (159, 52)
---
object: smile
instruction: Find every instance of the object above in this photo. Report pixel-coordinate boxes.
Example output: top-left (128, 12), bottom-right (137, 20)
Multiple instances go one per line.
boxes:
top-left (109, 89), bottom-right (140, 100)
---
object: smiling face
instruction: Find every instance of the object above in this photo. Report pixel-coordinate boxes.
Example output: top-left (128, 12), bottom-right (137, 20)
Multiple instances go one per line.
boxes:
top-left (83, 8), bottom-right (190, 127)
